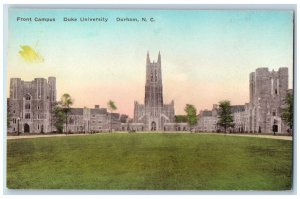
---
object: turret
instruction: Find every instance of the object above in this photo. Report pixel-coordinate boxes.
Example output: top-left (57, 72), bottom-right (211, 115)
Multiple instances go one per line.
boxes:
top-left (146, 51), bottom-right (150, 65)
top-left (157, 51), bottom-right (161, 65)
top-left (48, 77), bottom-right (56, 102)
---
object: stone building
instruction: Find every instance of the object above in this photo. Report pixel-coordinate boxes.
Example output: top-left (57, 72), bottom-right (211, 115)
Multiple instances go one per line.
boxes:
top-left (197, 104), bottom-right (218, 132)
top-left (197, 67), bottom-right (290, 134)
top-left (132, 52), bottom-right (176, 131)
top-left (247, 67), bottom-right (289, 133)
top-left (67, 108), bottom-right (85, 133)
top-left (197, 104), bottom-right (246, 132)
top-left (7, 77), bottom-right (56, 133)
top-left (67, 105), bottom-right (123, 133)
top-left (6, 76), bottom-right (125, 134)
top-left (231, 105), bottom-right (247, 132)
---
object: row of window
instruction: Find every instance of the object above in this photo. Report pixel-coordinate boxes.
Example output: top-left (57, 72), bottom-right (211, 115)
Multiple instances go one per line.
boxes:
top-left (25, 95), bottom-right (52, 100)
top-left (11, 114), bottom-right (44, 121)
top-left (25, 103), bottom-right (40, 110)
top-left (24, 113), bottom-right (43, 119)
top-left (150, 70), bottom-right (158, 82)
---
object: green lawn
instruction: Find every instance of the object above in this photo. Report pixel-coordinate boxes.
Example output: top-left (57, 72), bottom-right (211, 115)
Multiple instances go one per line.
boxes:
top-left (7, 133), bottom-right (293, 190)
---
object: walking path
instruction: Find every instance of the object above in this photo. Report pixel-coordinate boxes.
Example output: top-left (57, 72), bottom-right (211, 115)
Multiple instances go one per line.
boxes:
top-left (7, 132), bottom-right (293, 141)
top-left (7, 133), bottom-right (90, 140)
top-left (200, 133), bottom-right (293, 141)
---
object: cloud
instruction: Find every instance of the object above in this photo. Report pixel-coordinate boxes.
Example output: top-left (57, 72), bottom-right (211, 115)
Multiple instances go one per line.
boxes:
top-left (19, 45), bottom-right (44, 63)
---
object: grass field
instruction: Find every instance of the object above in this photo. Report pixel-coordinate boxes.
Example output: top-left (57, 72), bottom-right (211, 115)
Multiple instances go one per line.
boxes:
top-left (7, 133), bottom-right (293, 190)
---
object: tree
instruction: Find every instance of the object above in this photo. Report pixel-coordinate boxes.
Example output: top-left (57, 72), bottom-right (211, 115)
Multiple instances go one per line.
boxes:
top-left (175, 115), bottom-right (188, 123)
top-left (52, 103), bottom-right (66, 133)
top-left (60, 93), bottom-right (74, 135)
top-left (184, 104), bottom-right (197, 130)
top-left (281, 92), bottom-right (293, 134)
top-left (217, 100), bottom-right (234, 133)
top-left (107, 100), bottom-right (117, 132)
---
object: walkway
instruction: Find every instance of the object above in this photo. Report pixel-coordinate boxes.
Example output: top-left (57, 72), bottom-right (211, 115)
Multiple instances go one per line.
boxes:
top-left (7, 132), bottom-right (293, 141)
top-left (200, 133), bottom-right (293, 141)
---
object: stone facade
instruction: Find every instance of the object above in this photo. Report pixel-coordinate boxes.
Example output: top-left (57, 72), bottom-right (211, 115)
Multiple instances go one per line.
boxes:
top-left (132, 52), bottom-right (175, 131)
top-left (231, 105), bottom-right (247, 132)
top-left (6, 75), bottom-right (124, 134)
top-left (197, 67), bottom-right (290, 134)
top-left (66, 105), bottom-right (122, 133)
top-left (7, 77), bottom-right (56, 133)
top-left (197, 104), bottom-right (218, 132)
top-left (197, 104), bottom-right (246, 132)
top-left (247, 67), bottom-right (289, 133)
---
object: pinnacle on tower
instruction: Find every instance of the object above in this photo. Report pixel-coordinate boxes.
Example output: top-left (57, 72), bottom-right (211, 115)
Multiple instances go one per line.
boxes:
top-left (157, 51), bottom-right (161, 64)
top-left (147, 51), bottom-right (150, 64)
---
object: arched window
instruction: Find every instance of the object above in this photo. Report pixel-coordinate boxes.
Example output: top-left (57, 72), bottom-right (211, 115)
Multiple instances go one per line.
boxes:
top-left (151, 121), bottom-right (156, 131)
top-left (25, 94), bottom-right (31, 100)
top-left (155, 70), bottom-right (157, 82)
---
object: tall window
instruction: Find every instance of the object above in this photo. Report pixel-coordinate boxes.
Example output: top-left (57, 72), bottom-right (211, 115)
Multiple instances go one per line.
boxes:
top-left (25, 113), bottom-right (31, 119)
top-left (151, 72), bottom-right (153, 82)
top-left (25, 103), bottom-right (30, 110)
top-left (155, 70), bottom-right (157, 82)
top-left (25, 94), bottom-right (31, 100)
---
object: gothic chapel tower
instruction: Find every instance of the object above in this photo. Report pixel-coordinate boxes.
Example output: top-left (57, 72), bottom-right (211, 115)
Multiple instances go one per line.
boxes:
top-left (144, 52), bottom-right (164, 130)
top-left (145, 51), bottom-right (163, 107)
top-left (133, 51), bottom-right (175, 131)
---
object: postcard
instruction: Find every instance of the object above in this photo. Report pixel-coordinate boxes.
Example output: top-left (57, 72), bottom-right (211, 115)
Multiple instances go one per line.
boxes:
top-left (5, 7), bottom-right (294, 191)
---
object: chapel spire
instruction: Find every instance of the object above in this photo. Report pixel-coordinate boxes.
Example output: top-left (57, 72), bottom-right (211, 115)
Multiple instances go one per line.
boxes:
top-left (157, 51), bottom-right (161, 64)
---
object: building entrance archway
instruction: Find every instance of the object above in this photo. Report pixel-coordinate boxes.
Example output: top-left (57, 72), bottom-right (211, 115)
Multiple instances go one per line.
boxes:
top-left (151, 122), bottom-right (156, 131)
top-left (24, 123), bottom-right (30, 133)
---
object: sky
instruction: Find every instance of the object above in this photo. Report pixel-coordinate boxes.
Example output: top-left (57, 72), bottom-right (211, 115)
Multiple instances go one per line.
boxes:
top-left (7, 9), bottom-right (294, 117)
